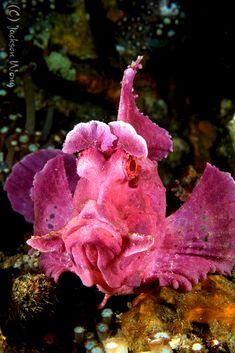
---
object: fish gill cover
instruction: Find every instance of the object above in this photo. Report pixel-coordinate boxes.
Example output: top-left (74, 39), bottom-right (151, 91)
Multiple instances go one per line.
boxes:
top-left (4, 57), bottom-right (235, 307)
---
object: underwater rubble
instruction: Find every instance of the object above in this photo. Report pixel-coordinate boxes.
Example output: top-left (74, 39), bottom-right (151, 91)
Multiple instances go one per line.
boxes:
top-left (120, 275), bottom-right (235, 353)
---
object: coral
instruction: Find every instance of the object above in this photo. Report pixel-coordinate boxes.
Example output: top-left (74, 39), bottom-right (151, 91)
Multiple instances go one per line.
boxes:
top-left (166, 137), bottom-right (190, 170)
top-left (11, 273), bottom-right (56, 320)
top-left (72, 307), bottom-right (116, 353)
top-left (170, 165), bottom-right (199, 203)
top-left (215, 100), bottom-right (235, 176)
top-left (4, 58), bottom-right (235, 307)
top-left (0, 90), bottom-right (84, 183)
top-left (227, 114), bottom-right (235, 155)
top-left (0, 119), bottom-right (61, 183)
top-left (44, 51), bottom-right (76, 81)
top-left (24, 19), bottom-right (52, 50)
top-left (50, 0), bottom-right (97, 59)
top-left (184, 276), bottom-right (235, 332)
top-left (189, 119), bottom-right (217, 171)
top-left (0, 328), bottom-right (7, 352)
top-left (114, 0), bottom-right (185, 59)
top-left (74, 63), bottom-right (107, 95)
top-left (102, 0), bottom-right (124, 23)
top-left (103, 337), bottom-right (128, 353)
top-left (0, 113), bottom-right (43, 182)
top-left (219, 98), bottom-right (234, 123)
top-left (0, 251), bottom-right (40, 273)
top-left (120, 275), bottom-right (235, 353)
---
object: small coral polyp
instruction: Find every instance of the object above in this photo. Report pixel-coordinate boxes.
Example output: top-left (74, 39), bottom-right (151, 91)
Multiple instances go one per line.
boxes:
top-left (4, 57), bottom-right (235, 305)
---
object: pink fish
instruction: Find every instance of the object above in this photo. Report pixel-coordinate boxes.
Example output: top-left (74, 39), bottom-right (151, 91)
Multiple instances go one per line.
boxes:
top-left (4, 57), bottom-right (235, 306)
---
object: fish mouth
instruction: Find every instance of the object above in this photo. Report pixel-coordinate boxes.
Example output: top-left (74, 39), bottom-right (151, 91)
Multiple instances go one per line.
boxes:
top-left (61, 200), bottom-right (123, 287)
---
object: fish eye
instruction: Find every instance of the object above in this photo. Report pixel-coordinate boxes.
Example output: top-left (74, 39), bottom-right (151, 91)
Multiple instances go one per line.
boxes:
top-left (129, 159), bottom-right (137, 172)
top-left (125, 156), bottom-right (140, 180)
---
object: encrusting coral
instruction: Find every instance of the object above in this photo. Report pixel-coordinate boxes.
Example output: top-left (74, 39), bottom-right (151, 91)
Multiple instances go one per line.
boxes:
top-left (4, 57), bottom-right (235, 307)
top-left (120, 275), bottom-right (235, 353)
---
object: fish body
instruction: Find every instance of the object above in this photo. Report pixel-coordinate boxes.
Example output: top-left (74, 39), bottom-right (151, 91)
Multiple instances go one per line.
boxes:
top-left (4, 57), bottom-right (235, 304)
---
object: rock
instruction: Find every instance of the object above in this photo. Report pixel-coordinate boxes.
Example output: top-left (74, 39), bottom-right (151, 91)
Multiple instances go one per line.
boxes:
top-left (120, 275), bottom-right (235, 353)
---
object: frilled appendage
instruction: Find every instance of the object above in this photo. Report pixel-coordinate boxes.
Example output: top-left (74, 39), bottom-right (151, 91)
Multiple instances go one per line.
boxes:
top-left (4, 150), bottom-right (79, 226)
top-left (153, 163), bottom-right (235, 291)
top-left (117, 56), bottom-right (173, 161)
top-left (4, 149), bottom-right (62, 223)
top-left (4, 57), bottom-right (235, 305)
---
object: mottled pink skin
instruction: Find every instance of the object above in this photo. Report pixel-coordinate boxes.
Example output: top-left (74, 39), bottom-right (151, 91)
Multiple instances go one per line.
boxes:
top-left (4, 57), bottom-right (235, 305)
top-left (117, 57), bottom-right (173, 161)
top-left (27, 143), bottom-right (166, 295)
top-left (4, 149), bottom-right (62, 223)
